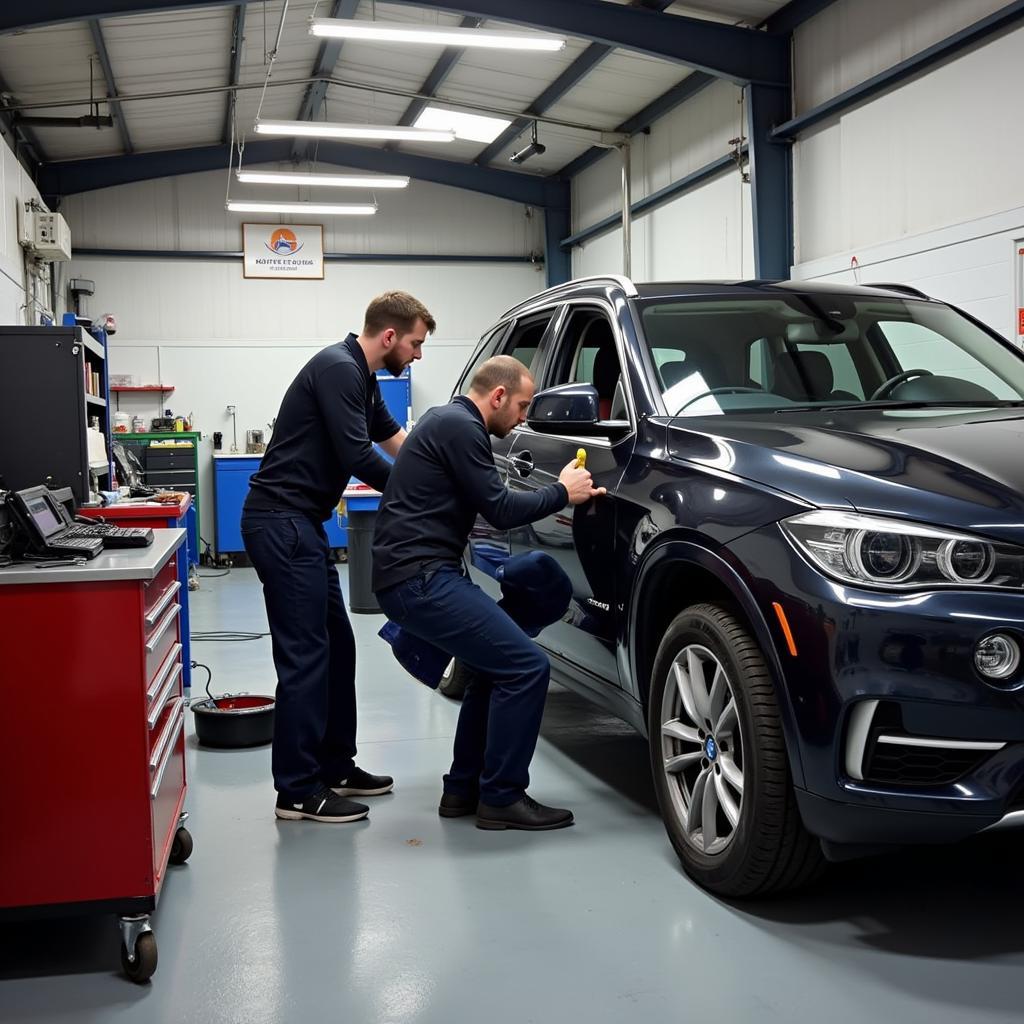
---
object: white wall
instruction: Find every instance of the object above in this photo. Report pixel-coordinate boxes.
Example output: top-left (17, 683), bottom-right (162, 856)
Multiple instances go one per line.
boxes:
top-left (62, 166), bottom-right (546, 544)
top-left (0, 139), bottom-right (44, 325)
top-left (791, 1), bottom-right (1024, 341)
top-left (571, 80), bottom-right (754, 281)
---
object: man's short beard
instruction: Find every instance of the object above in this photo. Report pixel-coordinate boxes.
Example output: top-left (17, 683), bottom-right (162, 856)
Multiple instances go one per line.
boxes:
top-left (383, 349), bottom-right (406, 377)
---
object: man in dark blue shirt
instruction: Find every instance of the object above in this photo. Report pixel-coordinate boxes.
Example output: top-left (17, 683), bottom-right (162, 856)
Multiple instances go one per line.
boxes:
top-left (243, 291), bottom-right (435, 824)
top-left (373, 355), bottom-right (605, 831)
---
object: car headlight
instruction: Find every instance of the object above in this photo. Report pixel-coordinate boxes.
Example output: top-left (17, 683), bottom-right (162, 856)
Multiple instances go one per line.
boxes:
top-left (780, 510), bottom-right (1024, 590)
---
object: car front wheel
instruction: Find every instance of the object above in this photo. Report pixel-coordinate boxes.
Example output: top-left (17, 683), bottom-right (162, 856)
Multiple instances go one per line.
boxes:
top-left (648, 602), bottom-right (823, 897)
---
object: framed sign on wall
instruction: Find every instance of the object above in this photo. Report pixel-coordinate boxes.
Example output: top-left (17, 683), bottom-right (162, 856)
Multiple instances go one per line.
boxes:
top-left (242, 223), bottom-right (325, 279)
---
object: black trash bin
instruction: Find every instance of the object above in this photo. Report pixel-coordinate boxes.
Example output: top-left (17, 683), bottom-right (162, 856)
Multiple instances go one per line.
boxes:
top-left (346, 508), bottom-right (381, 614)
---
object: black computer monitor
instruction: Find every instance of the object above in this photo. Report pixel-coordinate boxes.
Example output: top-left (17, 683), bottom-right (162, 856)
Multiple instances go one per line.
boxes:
top-left (19, 488), bottom-right (64, 540)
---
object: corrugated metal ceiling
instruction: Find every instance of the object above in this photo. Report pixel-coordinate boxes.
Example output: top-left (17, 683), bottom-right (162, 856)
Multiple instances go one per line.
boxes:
top-left (0, 0), bottom-right (792, 175)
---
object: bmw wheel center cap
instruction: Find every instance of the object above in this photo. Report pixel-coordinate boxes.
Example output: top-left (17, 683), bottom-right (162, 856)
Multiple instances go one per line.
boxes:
top-left (705, 736), bottom-right (718, 760)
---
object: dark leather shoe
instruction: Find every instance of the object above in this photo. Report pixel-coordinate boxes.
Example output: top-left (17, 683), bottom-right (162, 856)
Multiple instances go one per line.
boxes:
top-left (438, 792), bottom-right (478, 818)
top-left (476, 794), bottom-right (574, 831)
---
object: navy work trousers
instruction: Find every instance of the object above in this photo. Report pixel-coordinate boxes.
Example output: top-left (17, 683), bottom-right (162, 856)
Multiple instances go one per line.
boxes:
top-left (378, 565), bottom-right (550, 807)
top-left (242, 509), bottom-right (356, 801)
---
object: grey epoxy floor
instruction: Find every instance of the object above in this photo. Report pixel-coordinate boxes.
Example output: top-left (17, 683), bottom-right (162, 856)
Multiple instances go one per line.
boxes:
top-left (3, 566), bottom-right (1023, 1023)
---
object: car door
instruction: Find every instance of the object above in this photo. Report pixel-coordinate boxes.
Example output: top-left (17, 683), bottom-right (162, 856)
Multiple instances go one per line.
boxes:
top-left (460, 309), bottom-right (560, 597)
top-left (506, 303), bottom-right (634, 685)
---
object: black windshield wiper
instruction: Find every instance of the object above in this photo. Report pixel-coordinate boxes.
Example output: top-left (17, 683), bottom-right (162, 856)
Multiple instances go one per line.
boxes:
top-left (773, 400), bottom-right (1024, 414)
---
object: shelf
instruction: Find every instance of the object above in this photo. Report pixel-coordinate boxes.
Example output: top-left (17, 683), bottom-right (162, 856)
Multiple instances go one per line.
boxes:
top-left (85, 394), bottom-right (107, 407)
top-left (111, 386), bottom-right (175, 393)
top-left (80, 333), bottom-right (105, 360)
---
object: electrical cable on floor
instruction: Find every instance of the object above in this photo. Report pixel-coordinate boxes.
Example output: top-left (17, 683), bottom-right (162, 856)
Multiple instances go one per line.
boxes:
top-left (198, 569), bottom-right (231, 578)
top-left (191, 631), bottom-right (270, 641)
top-left (190, 660), bottom-right (215, 702)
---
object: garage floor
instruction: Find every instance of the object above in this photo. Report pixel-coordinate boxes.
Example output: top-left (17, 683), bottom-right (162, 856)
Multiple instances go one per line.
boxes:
top-left (2, 566), bottom-right (1022, 1023)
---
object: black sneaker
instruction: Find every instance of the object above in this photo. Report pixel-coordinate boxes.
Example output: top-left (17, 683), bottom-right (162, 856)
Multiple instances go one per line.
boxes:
top-left (327, 766), bottom-right (394, 797)
top-left (275, 788), bottom-right (369, 823)
top-left (438, 792), bottom-right (478, 818)
top-left (476, 794), bottom-right (574, 831)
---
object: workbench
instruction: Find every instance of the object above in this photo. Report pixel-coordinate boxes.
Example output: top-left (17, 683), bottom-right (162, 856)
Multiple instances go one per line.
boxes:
top-left (0, 530), bottom-right (193, 983)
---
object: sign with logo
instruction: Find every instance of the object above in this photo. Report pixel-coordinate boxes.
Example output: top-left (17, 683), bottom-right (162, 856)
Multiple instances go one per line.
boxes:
top-left (242, 223), bottom-right (324, 279)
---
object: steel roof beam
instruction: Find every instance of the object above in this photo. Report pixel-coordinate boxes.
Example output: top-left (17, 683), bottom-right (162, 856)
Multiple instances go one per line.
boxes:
top-left (474, 0), bottom-right (674, 167)
top-left (88, 18), bottom-right (132, 154)
top-left (1, 1), bottom-right (789, 86)
top-left (222, 5), bottom-right (245, 145)
top-left (38, 138), bottom-right (570, 208)
top-left (292, 0), bottom-right (358, 160)
top-left (393, 15), bottom-right (482, 130)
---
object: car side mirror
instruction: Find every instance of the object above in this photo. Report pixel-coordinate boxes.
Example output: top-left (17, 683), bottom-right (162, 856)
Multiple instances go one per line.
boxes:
top-left (526, 383), bottom-right (629, 436)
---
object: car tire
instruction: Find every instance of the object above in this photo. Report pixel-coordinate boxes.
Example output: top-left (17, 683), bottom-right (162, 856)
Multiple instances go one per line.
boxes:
top-left (648, 602), bottom-right (824, 897)
top-left (438, 658), bottom-right (471, 700)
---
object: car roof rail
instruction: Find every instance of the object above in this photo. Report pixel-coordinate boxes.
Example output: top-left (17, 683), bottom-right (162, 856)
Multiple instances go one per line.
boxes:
top-left (864, 282), bottom-right (932, 300)
top-left (498, 274), bottom-right (637, 319)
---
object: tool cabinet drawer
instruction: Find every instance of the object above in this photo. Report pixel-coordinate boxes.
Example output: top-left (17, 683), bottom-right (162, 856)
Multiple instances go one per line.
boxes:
top-left (147, 643), bottom-right (183, 744)
top-left (144, 601), bottom-right (181, 684)
top-left (150, 699), bottom-right (186, 878)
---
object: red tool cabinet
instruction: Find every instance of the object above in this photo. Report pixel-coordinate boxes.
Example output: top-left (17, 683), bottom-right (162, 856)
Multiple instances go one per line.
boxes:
top-left (0, 529), bottom-right (192, 983)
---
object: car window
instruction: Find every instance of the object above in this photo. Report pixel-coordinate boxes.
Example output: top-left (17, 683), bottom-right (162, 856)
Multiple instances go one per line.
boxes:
top-left (877, 321), bottom-right (1016, 399)
top-left (551, 307), bottom-right (626, 421)
top-left (457, 323), bottom-right (508, 396)
top-left (502, 312), bottom-right (554, 377)
top-left (637, 296), bottom-right (1024, 416)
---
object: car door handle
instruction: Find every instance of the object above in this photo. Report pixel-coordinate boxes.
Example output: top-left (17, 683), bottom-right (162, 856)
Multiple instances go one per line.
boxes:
top-left (509, 451), bottom-right (534, 477)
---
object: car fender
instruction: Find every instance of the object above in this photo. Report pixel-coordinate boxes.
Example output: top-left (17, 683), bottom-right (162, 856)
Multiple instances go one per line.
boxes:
top-left (627, 537), bottom-right (806, 789)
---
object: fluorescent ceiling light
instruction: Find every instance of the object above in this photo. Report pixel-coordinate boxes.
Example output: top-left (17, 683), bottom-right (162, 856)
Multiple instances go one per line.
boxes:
top-left (413, 105), bottom-right (511, 144)
top-left (236, 170), bottom-right (409, 189)
top-left (226, 200), bottom-right (377, 215)
top-left (309, 19), bottom-right (565, 51)
top-left (254, 119), bottom-right (455, 142)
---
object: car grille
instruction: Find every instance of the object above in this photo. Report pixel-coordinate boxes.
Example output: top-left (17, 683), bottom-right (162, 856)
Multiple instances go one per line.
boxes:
top-left (863, 740), bottom-right (990, 786)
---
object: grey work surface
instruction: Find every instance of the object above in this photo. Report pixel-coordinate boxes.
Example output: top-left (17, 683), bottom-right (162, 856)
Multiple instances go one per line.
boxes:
top-left (1, 565), bottom-right (1022, 1023)
top-left (0, 527), bottom-right (183, 585)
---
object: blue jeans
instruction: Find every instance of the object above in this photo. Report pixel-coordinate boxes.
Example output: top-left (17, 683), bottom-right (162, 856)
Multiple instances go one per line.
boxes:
top-left (241, 509), bottom-right (356, 800)
top-left (378, 565), bottom-right (551, 807)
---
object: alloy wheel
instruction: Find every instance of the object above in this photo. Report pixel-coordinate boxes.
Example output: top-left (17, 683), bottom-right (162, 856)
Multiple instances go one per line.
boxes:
top-left (658, 643), bottom-right (745, 855)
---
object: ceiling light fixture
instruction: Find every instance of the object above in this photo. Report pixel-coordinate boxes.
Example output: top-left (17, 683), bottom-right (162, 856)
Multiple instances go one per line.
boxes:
top-left (254, 119), bottom-right (455, 142)
top-left (237, 170), bottom-right (409, 188)
top-left (413, 105), bottom-right (511, 144)
top-left (309, 19), bottom-right (565, 52)
top-left (225, 200), bottom-right (377, 215)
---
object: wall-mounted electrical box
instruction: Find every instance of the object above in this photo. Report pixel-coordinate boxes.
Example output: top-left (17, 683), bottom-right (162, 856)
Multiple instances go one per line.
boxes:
top-left (18, 206), bottom-right (72, 261)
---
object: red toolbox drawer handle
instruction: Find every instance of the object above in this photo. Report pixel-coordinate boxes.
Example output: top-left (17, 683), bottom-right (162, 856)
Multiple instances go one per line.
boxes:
top-left (146, 604), bottom-right (180, 653)
top-left (145, 580), bottom-right (181, 629)
top-left (151, 707), bottom-right (185, 798)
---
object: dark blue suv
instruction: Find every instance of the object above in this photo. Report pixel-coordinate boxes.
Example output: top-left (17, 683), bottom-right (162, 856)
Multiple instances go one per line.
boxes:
top-left (448, 275), bottom-right (1024, 896)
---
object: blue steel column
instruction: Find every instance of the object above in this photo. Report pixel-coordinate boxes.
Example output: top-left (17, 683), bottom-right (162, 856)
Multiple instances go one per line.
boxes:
top-left (746, 83), bottom-right (793, 281)
top-left (544, 204), bottom-right (572, 287)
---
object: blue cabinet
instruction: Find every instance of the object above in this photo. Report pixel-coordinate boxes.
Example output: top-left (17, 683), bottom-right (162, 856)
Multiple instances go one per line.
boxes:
top-left (214, 456), bottom-right (348, 554)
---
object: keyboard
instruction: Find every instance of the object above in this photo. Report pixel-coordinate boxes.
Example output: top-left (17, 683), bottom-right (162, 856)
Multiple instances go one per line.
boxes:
top-left (64, 523), bottom-right (155, 548)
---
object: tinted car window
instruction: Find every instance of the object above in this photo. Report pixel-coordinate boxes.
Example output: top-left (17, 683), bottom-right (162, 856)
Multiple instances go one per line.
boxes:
top-left (457, 323), bottom-right (508, 396)
top-left (638, 296), bottom-right (1024, 416)
top-left (551, 307), bottom-right (625, 420)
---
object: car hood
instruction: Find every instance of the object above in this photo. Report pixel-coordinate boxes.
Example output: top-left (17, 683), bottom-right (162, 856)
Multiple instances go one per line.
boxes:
top-left (663, 407), bottom-right (1024, 542)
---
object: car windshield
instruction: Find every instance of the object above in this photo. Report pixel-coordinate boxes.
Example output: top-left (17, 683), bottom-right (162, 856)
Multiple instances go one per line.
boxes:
top-left (637, 293), bottom-right (1024, 417)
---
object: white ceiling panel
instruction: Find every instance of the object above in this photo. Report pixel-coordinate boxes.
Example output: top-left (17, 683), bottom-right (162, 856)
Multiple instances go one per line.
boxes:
top-left (102, 8), bottom-right (234, 93)
top-left (124, 94), bottom-right (226, 151)
top-left (27, 124), bottom-right (124, 163)
top-left (0, 22), bottom-right (96, 101)
top-left (547, 53), bottom-right (692, 130)
top-left (236, 1), bottom-right (323, 90)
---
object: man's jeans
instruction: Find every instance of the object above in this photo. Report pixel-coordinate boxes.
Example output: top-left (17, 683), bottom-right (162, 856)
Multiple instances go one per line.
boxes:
top-left (378, 565), bottom-right (551, 806)
top-left (242, 509), bottom-right (356, 800)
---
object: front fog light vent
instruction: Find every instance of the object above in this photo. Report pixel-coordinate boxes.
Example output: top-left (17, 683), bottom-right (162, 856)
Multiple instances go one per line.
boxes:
top-left (974, 634), bottom-right (1021, 681)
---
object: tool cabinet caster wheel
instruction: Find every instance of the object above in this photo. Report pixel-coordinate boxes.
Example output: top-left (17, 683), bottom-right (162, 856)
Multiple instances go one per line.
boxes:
top-left (169, 826), bottom-right (193, 865)
top-left (121, 931), bottom-right (158, 983)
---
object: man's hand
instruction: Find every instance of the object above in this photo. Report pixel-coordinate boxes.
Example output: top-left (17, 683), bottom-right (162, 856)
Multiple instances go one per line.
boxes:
top-left (559, 460), bottom-right (607, 506)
